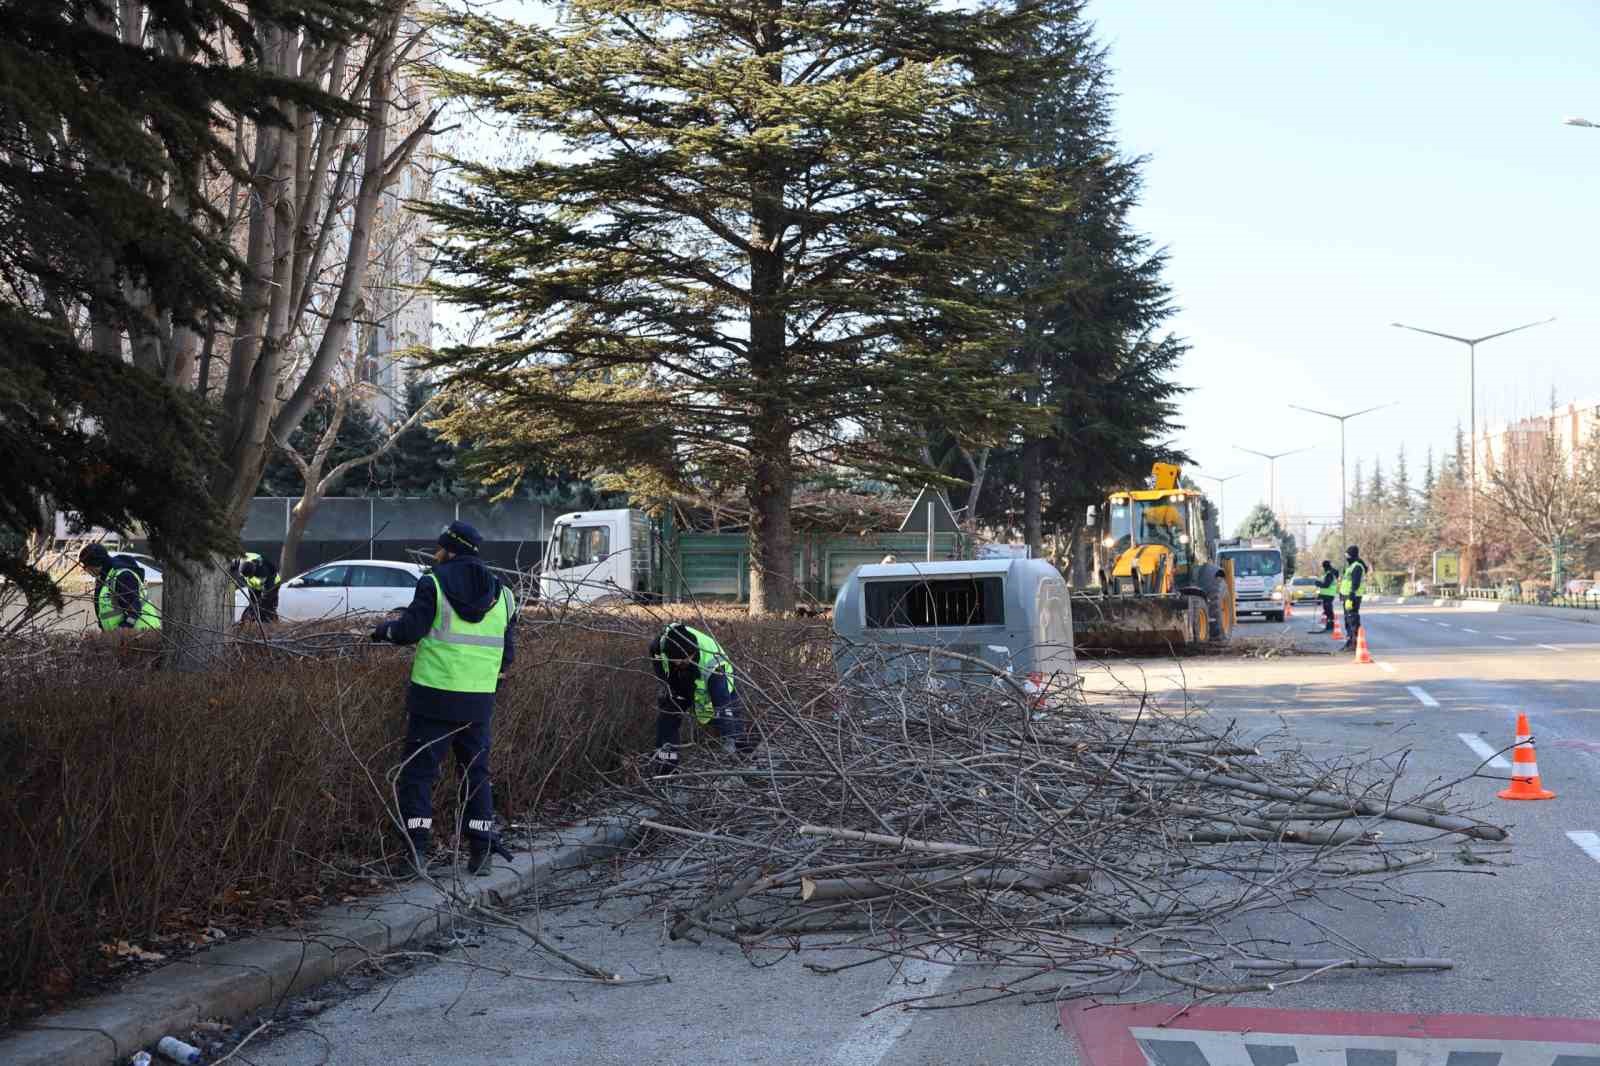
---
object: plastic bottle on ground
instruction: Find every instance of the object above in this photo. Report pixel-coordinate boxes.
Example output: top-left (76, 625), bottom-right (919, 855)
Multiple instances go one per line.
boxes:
top-left (156, 1036), bottom-right (203, 1064)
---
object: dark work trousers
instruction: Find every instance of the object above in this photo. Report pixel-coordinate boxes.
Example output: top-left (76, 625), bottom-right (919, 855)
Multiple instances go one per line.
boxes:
top-left (1320, 596), bottom-right (1335, 627)
top-left (242, 585), bottom-right (279, 624)
top-left (1344, 596), bottom-right (1363, 643)
top-left (655, 693), bottom-right (751, 753)
top-left (398, 715), bottom-right (495, 842)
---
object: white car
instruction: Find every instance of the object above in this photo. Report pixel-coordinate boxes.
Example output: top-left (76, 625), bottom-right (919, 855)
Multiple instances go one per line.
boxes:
top-left (234, 559), bottom-right (427, 622)
top-left (120, 553), bottom-right (164, 586)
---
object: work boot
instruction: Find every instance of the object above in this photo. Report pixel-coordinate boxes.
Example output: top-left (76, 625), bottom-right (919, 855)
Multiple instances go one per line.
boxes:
top-left (467, 838), bottom-right (493, 876)
top-left (398, 829), bottom-right (432, 878)
top-left (1340, 639), bottom-right (1356, 651)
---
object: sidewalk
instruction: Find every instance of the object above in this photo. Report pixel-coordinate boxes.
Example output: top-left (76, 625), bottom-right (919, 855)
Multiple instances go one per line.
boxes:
top-left (0, 821), bottom-right (638, 1066)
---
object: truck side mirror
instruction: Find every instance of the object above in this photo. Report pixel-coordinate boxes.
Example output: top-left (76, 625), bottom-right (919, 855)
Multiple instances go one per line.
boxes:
top-left (1085, 505), bottom-right (1097, 528)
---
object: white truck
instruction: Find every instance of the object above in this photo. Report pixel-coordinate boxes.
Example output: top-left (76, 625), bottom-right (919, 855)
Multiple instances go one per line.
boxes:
top-left (540, 508), bottom-right (660, 605)
top-left (1217, 537), bottom-right (1286, 622)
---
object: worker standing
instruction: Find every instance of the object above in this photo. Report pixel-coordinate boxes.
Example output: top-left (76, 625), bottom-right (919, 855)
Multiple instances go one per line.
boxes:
top-left (371, 521), bottom-right (514, 875)
top-left (648, 621), bottom-right (752, 776)
top-left (1308, 558), bottom-right (1338, 633)
top-left (79, 543), bottom-right (160, 631)
top-left (1338, 544), bottom-right (1368, 651)
top-left (232, 551), bottom-right (280, 624)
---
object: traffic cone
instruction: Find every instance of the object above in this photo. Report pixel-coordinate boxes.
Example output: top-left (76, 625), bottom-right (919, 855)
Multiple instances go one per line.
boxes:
top-left (1331, 615), bottom-right (1344, 641)
top-left (1498, 713), bottom-right (1555, 801)
top-left (1285, 597), bottom-right (1294, 620)
top-left (1354, 627), bottom-right (1373, 664)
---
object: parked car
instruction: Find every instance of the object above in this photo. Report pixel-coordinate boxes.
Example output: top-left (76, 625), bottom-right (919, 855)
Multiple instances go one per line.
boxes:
top-left (235, 559), bottom-right (426, 622)
top-left (1287, 576), bottom-right (1320, 603)
top-left (120, 553), bottom-right (164, 586)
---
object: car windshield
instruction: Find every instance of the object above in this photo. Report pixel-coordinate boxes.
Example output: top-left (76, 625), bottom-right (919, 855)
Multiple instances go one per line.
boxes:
top-left (1225, 550), bottom-right (1281, 577)
top-left (1291, 577), bottom-right (1316, 586)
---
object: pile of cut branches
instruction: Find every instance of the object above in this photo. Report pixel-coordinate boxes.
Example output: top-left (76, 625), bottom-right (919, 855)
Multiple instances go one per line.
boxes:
top-left (565, 644), bottom-right (1507, 1009)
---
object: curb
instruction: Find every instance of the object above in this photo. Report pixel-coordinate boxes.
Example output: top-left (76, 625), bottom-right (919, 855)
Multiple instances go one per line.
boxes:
top-left (1, 820), bottom-right (639, 1066)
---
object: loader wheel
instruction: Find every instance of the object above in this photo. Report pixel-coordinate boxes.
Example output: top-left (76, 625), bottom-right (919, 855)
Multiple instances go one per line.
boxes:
top-left (1205, 577), bottom-right (1229, 643)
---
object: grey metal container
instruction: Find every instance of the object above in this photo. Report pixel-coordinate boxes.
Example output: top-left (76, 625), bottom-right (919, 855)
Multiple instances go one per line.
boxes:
top-left (831, 558), bottom-right (1076, 694)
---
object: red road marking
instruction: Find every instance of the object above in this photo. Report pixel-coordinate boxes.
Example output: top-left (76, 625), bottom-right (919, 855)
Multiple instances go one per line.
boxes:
top-left (1550, 739), bottom-right (1600, 754)
top-left (1060, 1002), bottom-right (1600, 1065)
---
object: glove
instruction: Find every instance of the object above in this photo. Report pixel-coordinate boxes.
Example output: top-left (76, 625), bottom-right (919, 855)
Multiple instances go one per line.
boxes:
top-left (370, 621), bottom-right (390, 643)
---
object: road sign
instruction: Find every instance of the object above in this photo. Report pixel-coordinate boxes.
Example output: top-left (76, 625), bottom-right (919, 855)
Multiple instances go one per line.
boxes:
top-left (1433, 549), bottom-right (1461, 585)
top-left (898, 486), bottom-right (960, 535)
top-left (1063, 1002), bottom-right (1600, 1065)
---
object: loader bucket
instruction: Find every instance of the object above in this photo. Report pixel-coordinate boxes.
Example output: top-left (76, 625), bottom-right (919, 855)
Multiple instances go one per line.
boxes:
top-left (1071, 593), bottom-right (1199, 653)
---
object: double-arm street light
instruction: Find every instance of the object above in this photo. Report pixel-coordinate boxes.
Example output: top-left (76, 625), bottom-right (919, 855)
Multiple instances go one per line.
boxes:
top-left (1195, 472), bottom-right (1243, 535)
top-left (1390, 317), bottom-right (1554, 584)
top-left (1234, 446), bottom-right (1312, 518)
top-left (1286, 403), bottom-right (1395, 547)
top-left (1566, 117), bottom-right (1598, 128)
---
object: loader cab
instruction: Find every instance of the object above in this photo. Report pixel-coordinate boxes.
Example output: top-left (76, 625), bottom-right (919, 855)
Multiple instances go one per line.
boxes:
top-left (1101, 491), bottom-right (1211, 591)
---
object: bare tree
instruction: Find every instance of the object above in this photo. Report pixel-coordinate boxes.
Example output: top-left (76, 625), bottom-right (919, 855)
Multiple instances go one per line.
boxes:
top-left (1479, 421), bottom-right (1600, 589)
top-left (96, 6), bottom-right (447, 667)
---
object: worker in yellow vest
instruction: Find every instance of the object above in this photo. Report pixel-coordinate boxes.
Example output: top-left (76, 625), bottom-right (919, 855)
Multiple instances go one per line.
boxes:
top-left (1338, 544), bottom-right (1368, 651)
top-left (647, 622), bottom-right (751, 775)
top-left (371, 521), bottom-right (515, 875)
top-left (79, 543), bottom-right (160, 631)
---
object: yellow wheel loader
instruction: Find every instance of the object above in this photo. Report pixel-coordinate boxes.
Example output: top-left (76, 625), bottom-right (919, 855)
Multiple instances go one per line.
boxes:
top-left (1073, 462), bottom-right (1236, 651)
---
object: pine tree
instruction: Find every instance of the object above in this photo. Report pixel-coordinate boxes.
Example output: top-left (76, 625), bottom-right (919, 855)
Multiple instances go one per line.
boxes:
top-left (1368, 456), bottom-right (1387, 506)
top-left (1350, 460), bottom-right (1365, 510)
top-left (1422, 446), bottom-right (1436, 498)
top-left (1234, 503), bottom-right (1298, 578)
top-left (376, 383), bottom-right (460, 497)
top-left (1392, 445), bottom-right (1412, 516)
top-left (420, 0), bottom-right (1082, 614)
top-left (259, 400), bottom-right (385, 498)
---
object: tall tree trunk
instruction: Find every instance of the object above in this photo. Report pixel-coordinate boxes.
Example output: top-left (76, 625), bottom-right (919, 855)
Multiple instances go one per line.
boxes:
top-left (162, 560), bottom-right (234, 670)
top-left (1022, 438), bottom-right (1044, 555)
top-left (281, 494), bottom-right (317, 579)
top-left (747, 426), bottom-right (794, 615)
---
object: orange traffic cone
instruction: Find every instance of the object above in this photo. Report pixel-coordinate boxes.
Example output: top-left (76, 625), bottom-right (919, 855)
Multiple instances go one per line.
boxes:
top-left (1285, 597), bottom-right (1294, 620)
top-left (1331, 615), bottom-right (1344, 641)
top-left (1354, 627), bottom-right (1373, 663)
top-left (1498, 713), bottom-right (1556, 801)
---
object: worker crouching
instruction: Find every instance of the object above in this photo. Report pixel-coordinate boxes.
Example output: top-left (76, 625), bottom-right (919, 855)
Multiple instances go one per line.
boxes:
top-left (79, 543), bottom-right (160, 631)
top-left (649, 622), bottom-right (754, 775)
top-left (372, 521), bottom-right (514, 876)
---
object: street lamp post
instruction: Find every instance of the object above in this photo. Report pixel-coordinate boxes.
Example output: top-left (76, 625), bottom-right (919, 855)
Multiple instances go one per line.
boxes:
top-left (1234, 445), bottom-right (1312, 518)
top-left (1565, 116), bottom-right (1599, 128)
top-left (1390, 317), bottom-right (1554, 585)
top-left (1286, 403), bottom-right (1396, 548)
top-left (1195, 472), bottom-right (1242, 536)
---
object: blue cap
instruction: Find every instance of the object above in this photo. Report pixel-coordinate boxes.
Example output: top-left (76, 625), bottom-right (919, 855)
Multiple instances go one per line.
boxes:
top-left (439, 521), bottom-right (482, 554)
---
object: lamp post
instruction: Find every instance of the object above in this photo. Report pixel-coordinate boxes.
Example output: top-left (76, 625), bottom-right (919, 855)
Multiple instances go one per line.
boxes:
top-left (1196, 472), bottom-right (1242, 536)
top-left (1565, 116), bottom-right (1599, 128)
top-left (1287, 403), bottom-right (1395, 548)
top-left (1390, 317), bottom-right (1554, 585)
top-left (1234, 445), bottom-right (1312, 518)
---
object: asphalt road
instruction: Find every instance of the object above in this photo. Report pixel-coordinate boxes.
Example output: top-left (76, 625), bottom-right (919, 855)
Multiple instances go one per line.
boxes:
top-left (240, 603), bottom-right (1600, 1066)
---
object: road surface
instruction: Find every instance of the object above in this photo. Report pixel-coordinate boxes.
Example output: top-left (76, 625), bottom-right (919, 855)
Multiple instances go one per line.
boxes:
top-left (239, 604), bottom-right (1600, 1065)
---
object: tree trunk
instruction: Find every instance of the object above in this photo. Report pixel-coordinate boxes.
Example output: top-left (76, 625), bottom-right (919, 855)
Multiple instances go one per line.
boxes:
top-left (747, 421), bottom-right (795, 615)
top-left (281, 493), bottom-right (318, 578)
top-left (160, 558), bottom-right (234, 670)
top-left (1022, 438), bottom-right (1043, 555)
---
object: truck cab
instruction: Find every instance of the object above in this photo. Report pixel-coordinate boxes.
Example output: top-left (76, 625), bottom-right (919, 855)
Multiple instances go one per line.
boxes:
top-left (1217, 537), bottom-right (1286, 622)
top-left (540, 509), bottom-right (659, 606)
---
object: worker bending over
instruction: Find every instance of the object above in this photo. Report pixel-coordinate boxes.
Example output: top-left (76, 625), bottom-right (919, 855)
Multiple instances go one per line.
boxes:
top-left (79, 543), bottom-right (160, 631)
top-left (372, 521), bottom-right (514, 875)
top-left (232, 551), bottom-right (280, 623)
top-left (648, 622), bottom-right (753, 775)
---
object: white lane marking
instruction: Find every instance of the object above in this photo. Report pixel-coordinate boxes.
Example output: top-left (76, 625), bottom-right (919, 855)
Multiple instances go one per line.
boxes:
top-left (1568, 831), bottom-right (1600, 865)
top-left (830, 958), bottom-right (954, 1065)
top-left (1435, 622), bottom-right (1453, 628)
top-left (1460, 627), bottom-right (1479, 633)
top-left (1406, 686), bottom-right (1440, 708)
top-left (1377, 662), bottom-right (1397, 674)
top-left (1540, 644), bottom-right (1565, 651)
top-left (1494, 635), bottom-right (1516, 642)
top-left (1458, 733), bottom-right (1513, 770)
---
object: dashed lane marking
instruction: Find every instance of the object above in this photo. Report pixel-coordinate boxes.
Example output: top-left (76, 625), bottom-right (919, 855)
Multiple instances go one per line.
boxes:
top-left (1407, 686), bottom-right (1440, 708)
top-left (1377, 662), bottom-right (1396, 674)
top-left (1460, 627), bottom-right (1479, 633)
top-left (1435, 622), bottom-right (1453, 628)
top-left (1568, 831), bottom-right (1600, 865)
top-left (1494, 634), bottom-right (1517, 642)
top-left (1540, 643), bottom-right (1566, 651)
top-left (830, 957), bottom-right (953, 1066)
top-left (1458, 733), bottom-right (1512, 770)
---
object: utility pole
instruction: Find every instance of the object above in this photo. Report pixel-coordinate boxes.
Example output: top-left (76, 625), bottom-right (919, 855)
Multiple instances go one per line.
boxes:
top-left (1287, 404), bottom-right (1395, 549)
top-left (1391, 318), bottom-right (1553, 585)
top-left (1234, 445), bottom-right (1312, 518)
top-left (1195, 473), bottom-right (1242, 537)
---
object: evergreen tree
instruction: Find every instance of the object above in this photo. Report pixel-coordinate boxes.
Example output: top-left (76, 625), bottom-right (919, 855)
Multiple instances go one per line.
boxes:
top-left (1392, 444), bottom-right (1412, 516)
top-left (1368, 456), bottom-right (1387, 506)
top-left (1422, 446), bottom-right (1436, 499)
top-left (375, 383), bottom-right (461, 496)
top-left (1450, 422), bottom-right (1467, 484)
top-left (1234, 503), bottom-right (1298, 578)
top-left (1350, 459), bottom-right (1365, 510)
top-left (421, 0), bottom-right (1082, 614)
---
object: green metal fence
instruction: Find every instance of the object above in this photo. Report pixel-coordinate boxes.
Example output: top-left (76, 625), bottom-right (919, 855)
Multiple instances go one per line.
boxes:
top-left (663, 530), bottom-right (966, 606)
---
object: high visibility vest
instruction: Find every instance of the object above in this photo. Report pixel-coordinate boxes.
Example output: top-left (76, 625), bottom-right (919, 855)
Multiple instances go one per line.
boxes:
top-left (410, 575), bottom-right (512, 693)
top-left (96, 567), bottom-right (161, 631)
top-left (241, 552), bottom-right (276, 592)
top-left (1317, 571), bottom-right (1338, 598)
top-left (657, 625), bottom-right (736, 726)
top-left (1338, 559), bottom-right (1367, 597)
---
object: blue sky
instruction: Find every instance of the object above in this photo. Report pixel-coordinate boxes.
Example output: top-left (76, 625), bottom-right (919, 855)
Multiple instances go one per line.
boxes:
top-left (1085, 0), bottom-right (1600, 537)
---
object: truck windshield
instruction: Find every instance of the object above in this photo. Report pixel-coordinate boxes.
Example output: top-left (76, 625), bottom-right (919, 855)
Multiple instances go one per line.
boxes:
top-left (550, 523), bottom-right (609, 570)
top-left (1107, 499), bottom-right (1186, 553)
top-left (1225, 550), bottom-right (1281, 577)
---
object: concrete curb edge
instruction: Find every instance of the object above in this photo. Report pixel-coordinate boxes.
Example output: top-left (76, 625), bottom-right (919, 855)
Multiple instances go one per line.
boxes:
top-left (1, 818), bottom-right (640, 1066)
